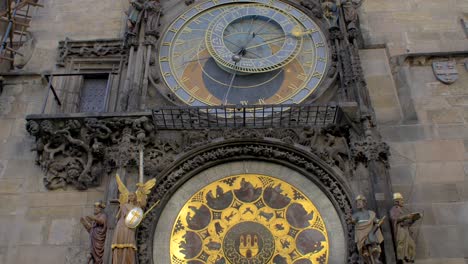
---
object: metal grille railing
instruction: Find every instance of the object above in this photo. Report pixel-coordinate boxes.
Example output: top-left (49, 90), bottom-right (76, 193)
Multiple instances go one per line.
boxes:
top-left (152, 104), bottom-right (341, 130)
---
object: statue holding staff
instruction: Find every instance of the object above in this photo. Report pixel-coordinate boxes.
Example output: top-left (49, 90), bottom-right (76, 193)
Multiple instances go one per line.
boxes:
top-left (352, 195), bottom-right (385, 264)
top-left (111, 174), bottom-right (156, 264)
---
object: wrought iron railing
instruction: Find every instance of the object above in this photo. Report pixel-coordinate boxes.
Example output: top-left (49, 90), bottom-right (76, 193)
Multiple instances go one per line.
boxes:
top-left (152, 104), bottom-right (342, 129)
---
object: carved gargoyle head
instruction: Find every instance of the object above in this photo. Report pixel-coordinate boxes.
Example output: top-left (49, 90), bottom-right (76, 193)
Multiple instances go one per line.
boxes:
top-left (26, 120), bottom-right (40, 136)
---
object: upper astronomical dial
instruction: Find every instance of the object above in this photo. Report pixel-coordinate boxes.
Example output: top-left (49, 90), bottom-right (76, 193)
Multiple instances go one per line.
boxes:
top-left (206, 4), bottom-right (303, 74)
top-left (159, 0), bottom-right (329, 107)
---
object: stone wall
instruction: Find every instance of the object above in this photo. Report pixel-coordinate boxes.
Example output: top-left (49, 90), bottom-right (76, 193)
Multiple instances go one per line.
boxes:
top-left (359, 0), bottom-right (468, 56)
top-left (0, 76), bottom-right (107, 264)
top-left (360, 1), bottom-right (468, 263)
top-left (22, 0), bottom-right (127, 72)
top-left (0, 0), bottom-right (125, 263)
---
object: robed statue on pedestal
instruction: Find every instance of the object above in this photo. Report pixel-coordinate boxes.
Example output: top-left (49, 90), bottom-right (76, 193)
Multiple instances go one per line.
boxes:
top-left (352, 195), bottom-right (385, 264)
top-left (390, 193), bottom-right (422, 263)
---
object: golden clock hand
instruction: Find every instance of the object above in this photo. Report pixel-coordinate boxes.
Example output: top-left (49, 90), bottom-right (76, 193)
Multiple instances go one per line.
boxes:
top-left (245, 36), bottom-right (286, 50)
top-left (291, 26), bottom-right (316, 38)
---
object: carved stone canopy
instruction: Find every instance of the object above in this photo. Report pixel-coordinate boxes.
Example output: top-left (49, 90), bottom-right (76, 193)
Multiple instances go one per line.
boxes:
top-left (25, 111), bottom-right (370, 190)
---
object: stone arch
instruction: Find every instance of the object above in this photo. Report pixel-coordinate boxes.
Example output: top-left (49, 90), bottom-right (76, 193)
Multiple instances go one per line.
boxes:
top-left (136, 139), bottom-right (357, 263)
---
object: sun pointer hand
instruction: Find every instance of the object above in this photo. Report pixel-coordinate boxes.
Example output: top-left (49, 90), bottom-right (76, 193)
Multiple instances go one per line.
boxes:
top-left (290, 26), bottom-right (316, 38)
top-left (244, 36), bottom-right (287, 50)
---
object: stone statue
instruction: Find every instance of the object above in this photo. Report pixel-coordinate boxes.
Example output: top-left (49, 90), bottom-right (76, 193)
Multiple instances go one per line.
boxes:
top-left (300, 0), bottom-right (323, 18)
top-left (322, 0), bottom-right (340, 30)
top-left (126, 0), bottom-right (145, 35)
top-left (390, 193), bottom-right (422, 263)
top-left (342, 0), bottom-right (360, 33)
top-left (144, 0), bottom-right (162, 37)
top-left (351, 195), bottom-right (385, 264)
top-left (111, 174), bottom-right (156, 264)
top-left (80, 201), bottom-right (107, 264)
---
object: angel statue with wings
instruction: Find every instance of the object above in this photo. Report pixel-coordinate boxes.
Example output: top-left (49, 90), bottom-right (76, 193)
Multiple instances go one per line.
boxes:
top-left (111, 174), bottom-right (156, 264)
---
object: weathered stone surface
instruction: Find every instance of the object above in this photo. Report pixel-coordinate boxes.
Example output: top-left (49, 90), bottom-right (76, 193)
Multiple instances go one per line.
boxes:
top-left (411, 183), bottom-right (461, 203)
top-left (14, 245), bottom-right (68, 264)
top-left (361, 48), bottom-right (403, 124)
top-left (415, 162), bottom-right (465, 183)
top-left (437, 125), bottom-right (468, 140)
top-left (360, 0), bottom-right (468, 56)
top-left (431, 202), bottom-right (468, 225)
top-left (390, 164), bottom-right (416, 185)
top-left (47, 219), bottom-right (77, 245)
top-left (0, 137), bottom-right (36, 161)
top-left (427, 108), bottom-right (464, 124)
top-left (419, 226), bottom-right (465, 259)
top-left (416, 259), bottom-right (468, 264)
top-left (26, 206), bottom-right (83, 220)
top-left (380, 125), bottom-right (434, 142)
top-left (3, 159), bottom-right (41, 179)
top-left (0, 217), bottom-right (15, 246)
top-left (0, 195), bottom-right (20, 216)
top-left (388, 142), bottom-right (416, 165)
top-left (19, 219), bottom-right (46, 245)
top-left (414, 140), bottom-right (465, 161)
top-left (64, 246), bottom-right (88, 264)
top-left (0, 119), bottom-right (13, 140)
top-left (456, 181), bottom-right (468, 201)
top-left (0, 160), bottom-right (6, 179)
top-left (26, 192), bottom-right (88, 208)
top-left (0, 179), bottom-right (24, 194)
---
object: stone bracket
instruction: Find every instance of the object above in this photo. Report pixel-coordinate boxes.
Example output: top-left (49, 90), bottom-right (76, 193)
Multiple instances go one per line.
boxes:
top-left (25, 112), bottom-right (356, 191)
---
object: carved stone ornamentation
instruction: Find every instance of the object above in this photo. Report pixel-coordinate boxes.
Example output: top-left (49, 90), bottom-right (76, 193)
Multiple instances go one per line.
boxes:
top-left (26, 116), bottom-right (156, 190)
top-left (432, 60), bottom-right (459, 85)
top-left (57, 38), bottom-right (126, 66)
top-left (350, 127), bottom-right (390, 168)
top-left (26, 115), bottom-right (355, 188)
top-left (136, 141), bottom-right (359, 264)
top-left (26, 114), bottom-right (362, 262)
top-left (300, 0), bottom-right (323, 18)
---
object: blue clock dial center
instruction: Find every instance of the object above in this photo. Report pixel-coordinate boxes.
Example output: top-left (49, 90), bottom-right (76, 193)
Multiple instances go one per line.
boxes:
top-left (206, 6), bottom-right (303, 74)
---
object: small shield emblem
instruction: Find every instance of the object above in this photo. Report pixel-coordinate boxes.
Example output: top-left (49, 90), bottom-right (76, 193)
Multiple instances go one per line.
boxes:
top-left (433, 60), bottom-right (458, 85)
top-left (125, 207), bottom-right (144, 228)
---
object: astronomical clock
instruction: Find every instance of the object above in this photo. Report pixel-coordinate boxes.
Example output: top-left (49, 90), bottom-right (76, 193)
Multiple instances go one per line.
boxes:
top-left (152, 1), bottom-right (337, 264)
top-left (170, 174), bottom-right (330, 264)
top-left (158, 0), bottom-right (331, 107)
